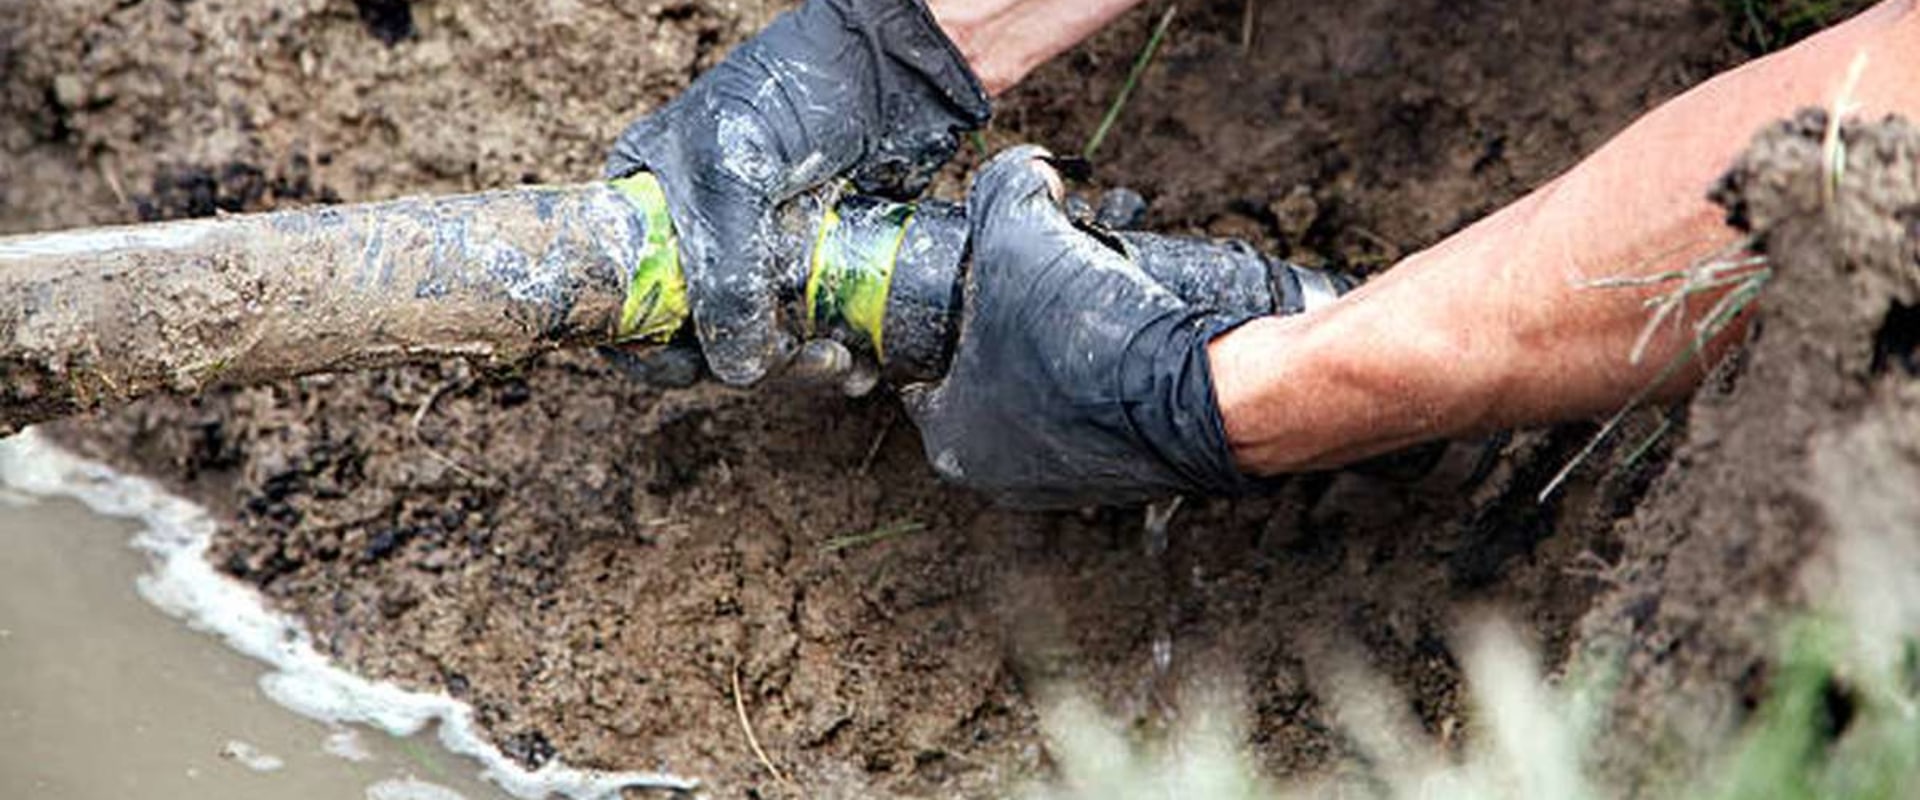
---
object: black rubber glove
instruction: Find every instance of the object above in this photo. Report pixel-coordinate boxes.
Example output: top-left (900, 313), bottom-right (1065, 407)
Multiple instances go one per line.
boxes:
top-left (606, 0), bottom-right (990, 386)
top-left (903, 147), bottom-right (1255, 509)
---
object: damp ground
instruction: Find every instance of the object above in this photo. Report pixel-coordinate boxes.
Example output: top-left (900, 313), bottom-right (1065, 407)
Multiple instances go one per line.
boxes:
top-left (0, 0), bottom-right (1903, 798)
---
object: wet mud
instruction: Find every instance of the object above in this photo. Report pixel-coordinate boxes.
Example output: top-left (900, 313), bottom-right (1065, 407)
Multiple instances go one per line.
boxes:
top-left (0, 0), bottom-right (1896, 797)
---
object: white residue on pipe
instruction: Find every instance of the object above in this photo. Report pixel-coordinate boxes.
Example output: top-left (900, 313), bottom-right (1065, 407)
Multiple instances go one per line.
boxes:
top-left (0, 218), bottom-right (214, 259)
top-left (0, 429), bottom-right (700, 799)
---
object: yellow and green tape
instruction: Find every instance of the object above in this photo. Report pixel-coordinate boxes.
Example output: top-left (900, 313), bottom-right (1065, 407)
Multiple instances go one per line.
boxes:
top-left (610, 173), bottom-right (690, 344)
top-left (803, 199), bottom-right (911, 359)
top-left (610, 172), bottom-right (911, 359)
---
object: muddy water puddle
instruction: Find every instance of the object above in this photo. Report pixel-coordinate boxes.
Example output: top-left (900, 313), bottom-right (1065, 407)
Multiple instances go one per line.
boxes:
top-left (0, 493), bottom-right (516, 799)
top-left (0, 431), bottom-right (691, 799)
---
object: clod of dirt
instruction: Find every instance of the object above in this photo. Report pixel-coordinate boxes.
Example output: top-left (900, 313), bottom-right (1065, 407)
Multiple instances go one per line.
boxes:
top-left (1582, 111), bottom-right (1920, 791)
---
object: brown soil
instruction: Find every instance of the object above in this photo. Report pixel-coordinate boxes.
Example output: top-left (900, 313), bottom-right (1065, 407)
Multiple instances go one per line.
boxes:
top-left (3, 0), bottom-right (1898, 797)
top-left (1579, 111), bottom-right (1920, 793)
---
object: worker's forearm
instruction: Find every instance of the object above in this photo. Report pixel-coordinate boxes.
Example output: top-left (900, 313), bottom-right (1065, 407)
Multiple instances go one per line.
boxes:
top-left (929, 0), bottom-right (1147, 95)
top-left (1213, 0), bottom-right (1920, 474)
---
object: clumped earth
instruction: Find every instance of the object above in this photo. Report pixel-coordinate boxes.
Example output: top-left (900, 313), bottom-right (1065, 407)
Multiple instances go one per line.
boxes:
top-left (0, 0), bottom-right (1899, 797)
top-left (1580, 110), bottom-right (1920, 793)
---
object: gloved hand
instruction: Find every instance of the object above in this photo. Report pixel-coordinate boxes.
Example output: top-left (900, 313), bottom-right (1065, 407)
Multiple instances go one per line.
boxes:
top-left (903, 147), bottom-right (1257, 509)
top-left (606, 0), bottom-right (990, 386)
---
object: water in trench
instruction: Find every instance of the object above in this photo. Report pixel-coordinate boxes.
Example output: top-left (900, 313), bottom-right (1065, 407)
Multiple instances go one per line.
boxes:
top-left (0, 431), bottom-right (695, 799)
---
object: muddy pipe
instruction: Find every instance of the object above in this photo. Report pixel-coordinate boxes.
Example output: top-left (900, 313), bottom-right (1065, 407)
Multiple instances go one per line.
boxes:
top-left (0, 178), bottom-right (1349, 435)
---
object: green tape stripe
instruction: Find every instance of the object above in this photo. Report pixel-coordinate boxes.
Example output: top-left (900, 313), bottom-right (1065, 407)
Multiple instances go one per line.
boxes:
top-left (609, 173), bottom-right (690, 343)
top-left (805, 200), bottom-right (911, 358)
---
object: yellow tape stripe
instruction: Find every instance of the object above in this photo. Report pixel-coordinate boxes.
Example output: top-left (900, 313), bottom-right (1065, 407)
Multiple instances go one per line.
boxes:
top-left (803, 201), bottom-right (909, 360)
top-left (803, 205), bottom-right (843, 340)
top-left (610, 174), bottom-right (690, 343)
top-left (847, 209), bottom-right (910, 357)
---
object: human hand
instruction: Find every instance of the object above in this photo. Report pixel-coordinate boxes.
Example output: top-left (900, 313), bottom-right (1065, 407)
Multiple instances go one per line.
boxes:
top-left (606, 0), bottom-right (989, 386)
top-left (902, 147), bottom-right (1257, 508)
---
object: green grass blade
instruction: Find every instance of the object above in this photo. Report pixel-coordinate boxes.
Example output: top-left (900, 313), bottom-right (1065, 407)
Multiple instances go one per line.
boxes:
top-left (1083, 6), bottom-right (1179, 160)
top-left (820, 521), bottom-right (927, 554)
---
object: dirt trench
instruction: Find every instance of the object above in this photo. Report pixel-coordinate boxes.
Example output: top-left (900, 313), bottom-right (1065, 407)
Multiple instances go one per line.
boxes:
top-left (0, 0), bottom-right (1891, 797)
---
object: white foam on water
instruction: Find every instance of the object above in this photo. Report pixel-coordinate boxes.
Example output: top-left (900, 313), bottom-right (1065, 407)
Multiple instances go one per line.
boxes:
top-left (221, 739), bottom-right (287, 772)
top-left (0, 429), bottom-right (700, 799)
top-left (326, 728), bottom-right (378, 763)
top-left (368, 776), bottom-right (472, 800)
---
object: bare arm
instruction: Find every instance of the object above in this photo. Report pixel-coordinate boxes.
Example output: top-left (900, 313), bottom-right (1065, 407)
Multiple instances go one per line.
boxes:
top-left (1210, 0), bottom-right (1920, 473)
top-left (929, 0), bottom-right (1148, 95)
